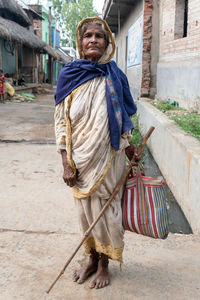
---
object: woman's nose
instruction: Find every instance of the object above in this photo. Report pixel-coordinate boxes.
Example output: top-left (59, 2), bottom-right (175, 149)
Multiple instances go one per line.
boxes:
top-left (90, 34), bottom-right (97, 43)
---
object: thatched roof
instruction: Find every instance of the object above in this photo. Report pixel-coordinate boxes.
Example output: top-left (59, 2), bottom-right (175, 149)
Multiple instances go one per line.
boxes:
top-left (16, 1), bottom-right (43, 20)
top-left (43, 44), bottom-right (58, 59)
top-left (0, 17), bottom-right (45, 49)
top-left (0, 0), bottom-right (31, 27)
top-left (24, 7), bottom-right (43, 20)
top-left (56, 49), bottom-right (73, 64)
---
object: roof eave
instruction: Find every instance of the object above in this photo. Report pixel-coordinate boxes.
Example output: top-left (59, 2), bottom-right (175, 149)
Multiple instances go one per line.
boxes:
top-left (102, 0), bottom-right (138, 33)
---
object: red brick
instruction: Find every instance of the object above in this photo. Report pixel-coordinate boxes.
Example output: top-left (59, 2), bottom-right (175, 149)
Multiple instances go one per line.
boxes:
top-left (160, 0), bottom-right (200, 60)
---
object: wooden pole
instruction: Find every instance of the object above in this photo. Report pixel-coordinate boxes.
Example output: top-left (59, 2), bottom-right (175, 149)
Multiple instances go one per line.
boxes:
top-left (0, 47), bottom-right (2, 69)
top-left (16, 43), bottom-right (19, 86)
top-left (118, 7), bottom-right (120, 35)
top-left (46, 126), bottom-right (155, 294)
top-left (32, 48), bottom-right (34, 83)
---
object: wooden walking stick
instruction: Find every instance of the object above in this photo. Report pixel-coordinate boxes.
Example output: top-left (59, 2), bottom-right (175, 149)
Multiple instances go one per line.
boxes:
top-left (46, 126), bottom-right (155, 294)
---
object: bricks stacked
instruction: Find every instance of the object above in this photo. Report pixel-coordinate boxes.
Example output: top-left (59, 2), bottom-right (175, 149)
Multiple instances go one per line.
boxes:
top-left (160, 0), bottom-right (200, 61)
top-left (33, 19), bottom-right (43, 40)
top-left (141, 0), bottom-right (153, 97)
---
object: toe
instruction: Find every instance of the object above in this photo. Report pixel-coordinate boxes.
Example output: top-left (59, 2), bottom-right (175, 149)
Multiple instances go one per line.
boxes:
top-left (73, 271), bottom-right (79, 282)
top-left (95, 280), bottom-right (101, 289)
top-left (77, 278), bottom-right (84, 284)
top-left (89, 280), bottom-right (95, 289)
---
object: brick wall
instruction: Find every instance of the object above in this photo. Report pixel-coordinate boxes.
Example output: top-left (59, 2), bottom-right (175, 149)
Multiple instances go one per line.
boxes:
top-left (160, 0), bottom-right (200, 61)
top-left (33, 19), bottom-right (42, 40)
top-left (141, 0), bottom-right (153, 96)
top-left (29, 5), bottom-right (43, 40)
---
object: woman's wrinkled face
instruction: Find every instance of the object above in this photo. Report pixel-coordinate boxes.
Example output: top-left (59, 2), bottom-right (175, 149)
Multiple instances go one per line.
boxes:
top-left (81, 24), bottom-right (106, 62)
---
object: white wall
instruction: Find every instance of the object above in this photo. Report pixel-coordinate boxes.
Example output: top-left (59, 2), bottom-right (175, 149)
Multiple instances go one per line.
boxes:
top-left (114, 0), bottom-right (143, 100)
top-left (137, 99), bottom-right (200, 233)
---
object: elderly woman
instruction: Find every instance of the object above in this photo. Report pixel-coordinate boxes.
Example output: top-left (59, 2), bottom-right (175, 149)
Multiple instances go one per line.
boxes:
top-left (55, 17), bottom-right (137, 289)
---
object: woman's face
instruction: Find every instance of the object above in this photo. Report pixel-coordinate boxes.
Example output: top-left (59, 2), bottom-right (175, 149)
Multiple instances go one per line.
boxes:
top-left (81, 24), bottom-right (106, 62)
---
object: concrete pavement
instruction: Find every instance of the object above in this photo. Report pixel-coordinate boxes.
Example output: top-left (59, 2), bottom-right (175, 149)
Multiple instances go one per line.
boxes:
top-left (0, 94), bottom-right (55, 142)
top-left (0, 93), bottom-right (200, 300)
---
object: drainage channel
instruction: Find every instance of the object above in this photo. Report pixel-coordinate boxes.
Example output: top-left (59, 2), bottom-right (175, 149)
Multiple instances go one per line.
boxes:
top-left (144, 149), bottom-right (192, 234)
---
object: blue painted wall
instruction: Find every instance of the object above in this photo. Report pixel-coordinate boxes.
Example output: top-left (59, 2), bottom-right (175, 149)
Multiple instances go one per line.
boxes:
top-left (0, 39), bottom-right (16, 74)
top-left (52, 28), bottom-right (60, 48)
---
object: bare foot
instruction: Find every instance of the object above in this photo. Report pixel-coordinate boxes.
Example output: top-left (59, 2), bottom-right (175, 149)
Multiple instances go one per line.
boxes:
top-left (89, 254), bottom-right (110, 289)
top-left (73, 249), bottom-right (99, 284)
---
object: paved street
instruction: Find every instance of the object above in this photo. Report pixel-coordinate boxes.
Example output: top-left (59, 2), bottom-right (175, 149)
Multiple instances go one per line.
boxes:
top-left (0, 92), bottom-right (200, 300)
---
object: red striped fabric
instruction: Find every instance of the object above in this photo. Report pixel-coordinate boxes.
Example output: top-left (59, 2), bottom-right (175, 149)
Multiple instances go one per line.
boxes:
top-left (122, 168), bottom-right (169, 239)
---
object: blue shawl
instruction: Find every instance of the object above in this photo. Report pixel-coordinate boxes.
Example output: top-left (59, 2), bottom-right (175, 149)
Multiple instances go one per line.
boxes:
top-left (55, 59), bottom-right (137, 151)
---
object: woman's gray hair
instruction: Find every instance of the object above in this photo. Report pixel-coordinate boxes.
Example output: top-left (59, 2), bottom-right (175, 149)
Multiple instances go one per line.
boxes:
top-left (79, 20), bottom-right (110, 49)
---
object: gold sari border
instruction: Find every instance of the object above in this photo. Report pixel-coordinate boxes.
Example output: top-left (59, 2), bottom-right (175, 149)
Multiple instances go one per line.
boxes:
top-left (66, 84), bottom-right (116, 199)
top-left (83, 237), bottom-right (123, 263)
top-left (72, 148), bottom-right (115, 199)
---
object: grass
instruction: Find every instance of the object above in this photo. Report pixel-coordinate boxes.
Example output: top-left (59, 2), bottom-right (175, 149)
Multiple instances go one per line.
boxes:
top-left (154, 102), bottom-right (181, 112)
top-left (170, 114), bottom-right (200, 140)
top-left (131, 114), bottom-right (143, 146)
top-left (152, 100), bottom-right (200, 141)
top-left (131, 114), bottom-right (148, 163)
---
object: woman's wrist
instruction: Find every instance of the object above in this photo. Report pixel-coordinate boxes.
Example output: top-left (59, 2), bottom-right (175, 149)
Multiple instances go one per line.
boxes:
top-left (60, 150), bottom-right (69, 167)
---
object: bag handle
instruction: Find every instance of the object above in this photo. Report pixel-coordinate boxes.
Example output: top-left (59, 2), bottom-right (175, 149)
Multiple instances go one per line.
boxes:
top-left (129, 165), bottom-right (145, 179)
top-left (129, 126), bottom-right (155, 177)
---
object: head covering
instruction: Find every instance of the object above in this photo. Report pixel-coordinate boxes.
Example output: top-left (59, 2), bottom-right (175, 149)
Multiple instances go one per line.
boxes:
top-left (76, 17), bottom-right (115, 64)
top-left (55, 17), bottom-right (137, 150)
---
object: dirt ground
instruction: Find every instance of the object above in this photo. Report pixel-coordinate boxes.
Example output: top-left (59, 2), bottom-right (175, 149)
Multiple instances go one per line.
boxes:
top-left (0, 90), bottom-right (200, 300)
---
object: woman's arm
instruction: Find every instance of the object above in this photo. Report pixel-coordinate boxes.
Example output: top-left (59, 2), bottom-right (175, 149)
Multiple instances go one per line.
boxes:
top-left (60, 150), bottom-right (76, 187)
top-left (54, 101), bottom-right (76, 187)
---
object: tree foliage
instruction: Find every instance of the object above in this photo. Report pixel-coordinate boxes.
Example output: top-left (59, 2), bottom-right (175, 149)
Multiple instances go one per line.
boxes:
top-left (52, 0), bottom-right (98, 48)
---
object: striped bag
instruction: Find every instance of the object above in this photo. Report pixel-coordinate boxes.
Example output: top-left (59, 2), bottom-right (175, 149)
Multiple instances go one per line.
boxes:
top-left (122, 168), bottom-right (169, 239)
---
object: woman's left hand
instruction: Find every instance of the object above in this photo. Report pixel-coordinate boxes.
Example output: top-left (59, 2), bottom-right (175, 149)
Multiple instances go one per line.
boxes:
top-left (125, 143), bottom-right (141, 163)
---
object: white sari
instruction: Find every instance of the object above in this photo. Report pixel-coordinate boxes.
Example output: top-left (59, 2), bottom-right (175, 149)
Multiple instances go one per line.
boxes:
top-left (55, 76), bottom-right (131, 262)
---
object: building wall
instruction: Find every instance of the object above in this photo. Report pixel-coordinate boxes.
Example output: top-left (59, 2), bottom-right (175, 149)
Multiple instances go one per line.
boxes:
top-left (0, 39), bottom-right (16, 75)
top-left (115, 0), bottom-right (143, 100)
top-left (52, 28), bottom-right (60, 48)
top-left (137, 99), bottom-right (200, 233)
top-left (42, 7), bottom-right (49, 79)
top-left (30, 5), bottom-right (43, 40)
top-left (157, 0), bottom-right (200, 110)
top-left (149, 0), bottom-right (159, 97)
top-left (33, 18), bottom-right (42, 40)
top-left (114, 0), bottom-right (159, 100)
top-left (141, 0), bottom-right (153, 97)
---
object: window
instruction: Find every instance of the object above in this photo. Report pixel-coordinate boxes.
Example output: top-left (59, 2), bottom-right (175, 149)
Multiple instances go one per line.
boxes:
top-left (174, 0), bottom-right (188, 39)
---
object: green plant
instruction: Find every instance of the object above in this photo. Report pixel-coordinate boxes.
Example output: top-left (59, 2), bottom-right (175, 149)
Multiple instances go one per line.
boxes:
top-left (131, 114), bottom-right (148, 163)
top-left (154, 101), bottom-right (182, 112)
top-left (152, 99), bottom-right (200, 140)
top-left (170, 114), bottom-right (200, 140)
top-left (131, 115), bottom-right (143, 146)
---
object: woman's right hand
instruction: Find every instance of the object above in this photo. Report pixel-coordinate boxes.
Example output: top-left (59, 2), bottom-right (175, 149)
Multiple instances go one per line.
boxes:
top-left (61, 150), bottom-right (76, 187)
top-left (63, 164), bottom-right (76, 187)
